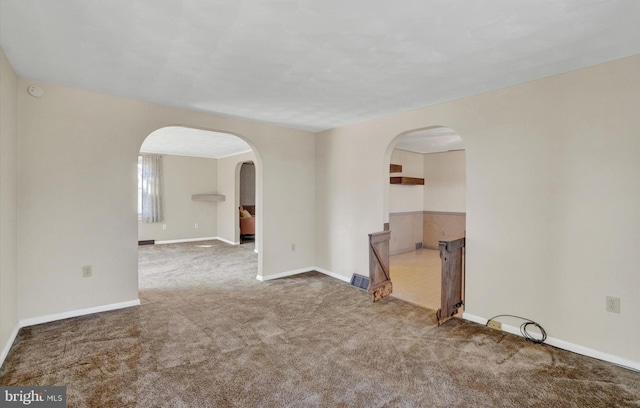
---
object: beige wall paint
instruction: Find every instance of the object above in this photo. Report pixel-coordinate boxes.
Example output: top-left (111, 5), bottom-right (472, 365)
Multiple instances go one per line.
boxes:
top-left (0, 49), bottom-right (18, 359)
top-left (316, 55), bottom-right (640, 364)
top-left (217, 151), bottom-right (257, 246)
top-left (16, 79), bottom-right (315, 320)
top-left (423, 150), bottom-right (466, 212)
top-left (138, 155), bottom-right (218, 242)
top-left (389, 149), bottom-right (424, 213)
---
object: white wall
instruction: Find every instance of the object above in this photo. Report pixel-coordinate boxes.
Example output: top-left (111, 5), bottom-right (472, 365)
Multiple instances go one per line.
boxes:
top-left (0, 49), bottom-right (18, 362)
top-left (16, 79), bottom-right (315, 321)
top-left (217, 151), bottom-right (256, 245)
top-left (138, 155), bottom-right (218, 242)
top-left (423, 150), bottom-right (466, 212)
top-left (389, 149), bottom-right (424, 213)
top-left (316, 55), bottom-right (640, 366)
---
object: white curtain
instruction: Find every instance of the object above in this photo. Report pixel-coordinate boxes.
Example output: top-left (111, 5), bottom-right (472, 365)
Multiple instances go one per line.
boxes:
top-left (141, 155), bottom-right (162, 223)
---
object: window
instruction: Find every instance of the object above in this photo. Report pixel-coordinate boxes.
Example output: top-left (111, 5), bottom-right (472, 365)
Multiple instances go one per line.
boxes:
top-left (137, 156), bottom-right (143, 218)
top-left (138, 155), bottom-right (163, 223)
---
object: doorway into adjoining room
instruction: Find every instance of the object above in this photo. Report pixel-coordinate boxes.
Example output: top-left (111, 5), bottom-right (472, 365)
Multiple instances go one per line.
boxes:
top-left (136, 126), bottom-right (260, 293)
top-left (385, 127), bottom-right (466, 314)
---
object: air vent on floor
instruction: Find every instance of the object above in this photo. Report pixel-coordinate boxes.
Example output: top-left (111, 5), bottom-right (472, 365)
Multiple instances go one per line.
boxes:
top-left (350, 274), bottom-right (369, 290)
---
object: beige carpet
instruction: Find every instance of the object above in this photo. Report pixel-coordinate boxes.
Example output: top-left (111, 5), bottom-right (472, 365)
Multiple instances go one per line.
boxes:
top-left (1, 240), bottom-right (639, 407)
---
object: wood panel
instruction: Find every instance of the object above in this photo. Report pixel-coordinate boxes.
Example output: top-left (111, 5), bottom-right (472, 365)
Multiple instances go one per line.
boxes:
top-left (390, 163), bottom-right (403, 173)
top-left (436, 237), bottom-right (465, 326)
top-left (368, 231), bottom-right (392, 302)
top-left (390, 176), bottom-right (424, 185)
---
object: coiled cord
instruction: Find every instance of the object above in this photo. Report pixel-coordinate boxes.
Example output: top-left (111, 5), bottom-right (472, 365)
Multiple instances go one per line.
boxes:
top-left (486, 314), bottom-right (547, 344)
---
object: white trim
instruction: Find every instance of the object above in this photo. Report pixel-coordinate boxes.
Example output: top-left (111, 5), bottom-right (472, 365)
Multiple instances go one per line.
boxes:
top-left (462, 312), bottom-right (487, 326)
top-left (254, 249), bottom-right (258, 254)
top-left (256, 266), bottom-right (351, 283)
top-left (155, 237), bottom-right (218, 245)
top-left (0, 323), bottom-right (20, 368)
top-left (19, 300), bottom-right (141, 328)
top-left (256, 267), bottom-right (312, 281)
top-left (463, 313), bottom-right (640, 372)
top-left (313, 267), bottom-right (351, 283)
top-left (213, 237), bottom-right (240, 246)
top-left (154, 237), bottom-right (241, 246)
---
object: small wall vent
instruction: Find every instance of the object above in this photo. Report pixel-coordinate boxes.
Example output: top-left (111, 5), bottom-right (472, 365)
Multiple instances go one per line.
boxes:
top-left (350, 274), bottom-right (369, 290)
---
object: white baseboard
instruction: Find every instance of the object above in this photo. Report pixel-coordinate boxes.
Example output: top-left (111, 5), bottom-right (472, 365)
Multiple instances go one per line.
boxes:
top-left (155, 237), bottom-right (218, 245)
top-left (213, 237), bottom-right (240, 246)
top-left (1, 300), bottom-right (140, 368)
top-left (0, 323), bottom-right (20, 368)
top-left (313, 267), bottom-right (351, 283)
top-left (154, 237), bottom-right (241, 246)
top-left (256, 266), bottom-right (350, 283)
top-left (463, 312), bottom-right (640, 372)
top-left (19, 299), bottom-right (141, 328)
top-left (256, 267), bottom-right (312, 281)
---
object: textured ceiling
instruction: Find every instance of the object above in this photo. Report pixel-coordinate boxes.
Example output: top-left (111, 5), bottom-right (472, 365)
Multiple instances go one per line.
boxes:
top-left (140, 126), bottom-right (252, 159)
top-left (1, 0), bottom-right (639, 131)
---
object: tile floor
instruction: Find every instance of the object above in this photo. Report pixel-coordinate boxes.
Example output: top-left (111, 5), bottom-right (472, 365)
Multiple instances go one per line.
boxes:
top-left (389, 248), bottom-right (442, 311)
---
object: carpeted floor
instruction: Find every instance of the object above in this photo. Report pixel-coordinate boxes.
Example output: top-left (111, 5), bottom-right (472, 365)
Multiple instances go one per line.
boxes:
top-left (1, 240), bottom-right (639, 407)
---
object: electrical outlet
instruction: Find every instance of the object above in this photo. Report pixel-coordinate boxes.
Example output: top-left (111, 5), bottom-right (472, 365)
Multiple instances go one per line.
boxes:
top-left (606, 296), bottom-right (620, 313)
top-left (194, 223), bottom-right (198, 229)
top-left (162, 224), bottom-right (167, 230)
top-left (291, 243), bottom-right (296, 251)
top-left (82, 265), bottom-right (92, 278)
top-left (487, 320), bottom-right (502, 330)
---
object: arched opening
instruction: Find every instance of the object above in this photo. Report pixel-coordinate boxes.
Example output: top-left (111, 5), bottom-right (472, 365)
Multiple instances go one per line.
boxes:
top-left (383, 126), bottom-right (466, 314)
top-left (136, 126), bottom-right (262, 289)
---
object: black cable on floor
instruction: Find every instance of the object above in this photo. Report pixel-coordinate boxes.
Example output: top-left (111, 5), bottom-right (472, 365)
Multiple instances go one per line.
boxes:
top-left (486, 314), bottom-right (547, 344)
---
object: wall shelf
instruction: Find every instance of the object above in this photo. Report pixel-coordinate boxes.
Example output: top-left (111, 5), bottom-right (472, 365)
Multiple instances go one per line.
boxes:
top-left (390, 177), bottom-right (424, 185)
top-left (390, 163), bottom-right (403, 173)
top-left (191, 194), bottom-right (225, 202)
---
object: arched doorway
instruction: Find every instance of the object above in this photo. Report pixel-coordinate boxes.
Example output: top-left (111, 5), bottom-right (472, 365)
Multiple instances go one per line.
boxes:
top-left (136, 126), bottom-right (262, 286)
top-left (383, 126), bottom-right (466, 314)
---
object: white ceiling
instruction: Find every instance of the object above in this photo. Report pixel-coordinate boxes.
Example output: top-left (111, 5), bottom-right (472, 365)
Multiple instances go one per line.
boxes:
top-left (140, 126), bottom-right (251, 159)
top-left (1, 1), bottom-right (638, 132)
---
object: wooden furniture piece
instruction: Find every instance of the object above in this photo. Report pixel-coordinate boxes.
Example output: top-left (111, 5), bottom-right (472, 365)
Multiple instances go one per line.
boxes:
top-left (390, 176), bottom-right (425, 185)
top-left (436, 237), bottom-right (465, 325)
top-left (390, 163), bottom-right (403, 173)
top-left (389, 163), bottom-right (425, 184)
top-left (240, 216), bottom-right (255, 236)
top-left (368, 230), bottom-right (392, 302)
